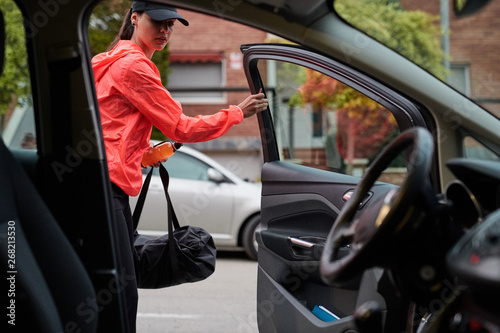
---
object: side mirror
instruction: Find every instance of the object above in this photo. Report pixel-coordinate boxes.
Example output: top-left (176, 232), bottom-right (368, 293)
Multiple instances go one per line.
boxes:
top-left (207, 168), bottom-right (226, 183)
top-left (454, 0), bottom-right (492, 17)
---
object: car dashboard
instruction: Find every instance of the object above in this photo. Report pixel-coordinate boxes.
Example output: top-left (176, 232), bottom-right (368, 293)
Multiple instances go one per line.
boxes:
top-left (446, 158), bottom-right (500, 220)
top-left (432, 158), bottom-right (500, 332)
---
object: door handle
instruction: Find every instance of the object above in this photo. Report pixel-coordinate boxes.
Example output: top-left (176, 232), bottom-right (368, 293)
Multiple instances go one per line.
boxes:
top-left (288, 236), bottom-right (326, 260)
top-left (289, 237), bottom-right (316, 248)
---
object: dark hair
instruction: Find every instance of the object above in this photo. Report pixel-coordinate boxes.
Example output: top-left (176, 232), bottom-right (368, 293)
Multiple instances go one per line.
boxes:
top-left (106, 8), bottom-right (143, 51)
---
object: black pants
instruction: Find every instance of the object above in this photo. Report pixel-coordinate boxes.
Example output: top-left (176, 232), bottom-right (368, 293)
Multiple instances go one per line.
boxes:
top-left (111, 183), bottom-right (138, 333)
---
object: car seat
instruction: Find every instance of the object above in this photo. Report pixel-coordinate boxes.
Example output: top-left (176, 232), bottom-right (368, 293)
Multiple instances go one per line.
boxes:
top-left (0, 10), bottom-right (98, 332)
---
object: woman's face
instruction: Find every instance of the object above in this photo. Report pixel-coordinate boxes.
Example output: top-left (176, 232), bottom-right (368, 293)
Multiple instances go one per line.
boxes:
top-left (130, 12), bottom-right (175, 59)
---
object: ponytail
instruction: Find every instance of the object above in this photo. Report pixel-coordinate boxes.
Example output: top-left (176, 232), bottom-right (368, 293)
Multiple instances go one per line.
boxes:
top-left (107, 8), bottom-right (142, 51)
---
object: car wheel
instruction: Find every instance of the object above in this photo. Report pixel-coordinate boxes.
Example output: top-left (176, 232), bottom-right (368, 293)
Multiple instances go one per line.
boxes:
top-left (242, 214), bottom-right (260, 261)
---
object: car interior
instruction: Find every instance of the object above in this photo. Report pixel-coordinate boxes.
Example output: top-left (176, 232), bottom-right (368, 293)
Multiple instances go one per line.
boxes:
top-left (1, 0), bottom-right (499, 332)
top-left (0, 127), bottom-right (99, 332)
top-left (243, 46), bottom-right (436, 332)
top-left (0, 2), bottom-right (129, 332)
top-left (0, 13), bottom-right (99, 333)
top-left (241, 23), bottom-right (499, 333)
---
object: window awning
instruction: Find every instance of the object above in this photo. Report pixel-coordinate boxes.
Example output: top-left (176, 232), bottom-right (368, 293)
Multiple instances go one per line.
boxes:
top-left (170, 53), bottom-right (222, 63)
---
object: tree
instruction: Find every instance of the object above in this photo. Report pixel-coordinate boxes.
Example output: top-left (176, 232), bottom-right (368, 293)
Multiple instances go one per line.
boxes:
top-left (335, 0), bottom-right (447, 80)
top-left (0, 0), bottom-right (30, 131)
top-left (88, 0), bottom-right (128, 56)
top-left (293, 0), bottom-right (445, 164)
top-left (294, 69), bottom-right (399, 163)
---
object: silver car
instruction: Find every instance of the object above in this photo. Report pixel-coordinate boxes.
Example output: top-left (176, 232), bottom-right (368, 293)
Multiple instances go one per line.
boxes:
top-left (130, 145), bottom-right (261, 260)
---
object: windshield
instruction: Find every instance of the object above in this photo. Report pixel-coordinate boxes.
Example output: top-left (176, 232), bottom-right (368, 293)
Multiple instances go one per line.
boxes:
top-left (333, 0), bottom-right (499, 120)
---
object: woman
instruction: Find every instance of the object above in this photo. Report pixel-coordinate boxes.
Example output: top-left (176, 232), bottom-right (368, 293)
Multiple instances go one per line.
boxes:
top-left (92, 1), bottom-right (268, 331)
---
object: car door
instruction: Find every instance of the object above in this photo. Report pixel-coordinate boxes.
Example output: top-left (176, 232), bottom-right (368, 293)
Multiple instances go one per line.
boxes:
top-left (1, 0), bottom-right (130, 330)
top-left (241, 43), bottom-right (432, 332)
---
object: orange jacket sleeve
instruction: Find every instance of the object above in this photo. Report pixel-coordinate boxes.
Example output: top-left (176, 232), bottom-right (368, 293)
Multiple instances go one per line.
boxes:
top-left (117, 54), bottom-right (243, 143)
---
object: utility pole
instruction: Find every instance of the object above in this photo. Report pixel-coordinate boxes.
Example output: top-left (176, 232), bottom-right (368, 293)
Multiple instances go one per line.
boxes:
top-left (441, 0), bottom-right (450, 82)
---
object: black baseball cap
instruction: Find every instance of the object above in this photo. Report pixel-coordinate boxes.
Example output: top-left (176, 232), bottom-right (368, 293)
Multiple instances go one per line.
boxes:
top-left (132, 1), bottom-right (189, 26)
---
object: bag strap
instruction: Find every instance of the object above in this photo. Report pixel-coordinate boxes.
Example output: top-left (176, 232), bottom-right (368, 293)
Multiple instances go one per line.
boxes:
top-left (132, 167), bottom-right (153, 230)
top-left (132, 164), bottom-right (183, 281)
top-left (159, 164), bottom-right (183, 282)
top-left (132, 165), bottom-right (181, 231)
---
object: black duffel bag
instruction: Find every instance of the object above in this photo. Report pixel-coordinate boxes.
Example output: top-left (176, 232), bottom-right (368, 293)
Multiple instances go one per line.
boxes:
top-left (132, 163), bottom-right (216, 289)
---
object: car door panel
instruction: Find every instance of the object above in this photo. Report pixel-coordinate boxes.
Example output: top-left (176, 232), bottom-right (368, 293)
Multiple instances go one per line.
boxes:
top-left (242, 43), bottom-right (410, 332)
top-left (259, 161), bottom-right (396, 262)
top-left (256, 159), bottom-right (397, 332)
top-left (257, 266), bottom-right (359, 332)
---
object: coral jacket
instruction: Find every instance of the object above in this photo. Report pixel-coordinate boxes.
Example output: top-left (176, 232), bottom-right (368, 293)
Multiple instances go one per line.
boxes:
top-left (92, 40), bottom-right (243, 196)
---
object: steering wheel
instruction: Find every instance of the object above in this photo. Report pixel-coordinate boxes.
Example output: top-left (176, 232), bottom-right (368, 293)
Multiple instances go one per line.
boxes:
top-left (320, 127), bottom-right (434, 286)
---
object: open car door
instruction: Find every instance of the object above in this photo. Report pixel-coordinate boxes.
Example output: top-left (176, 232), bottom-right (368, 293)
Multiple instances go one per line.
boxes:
top-left (242, 43), bottom-right (431, 332)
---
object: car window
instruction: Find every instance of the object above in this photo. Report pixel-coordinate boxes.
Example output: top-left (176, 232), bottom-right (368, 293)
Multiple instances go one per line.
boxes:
top-left (259, 59), bottom-right (406, 185)
top-left (165, 152), bottom-right (211, 181)
top-left (333, 1), bottom-right (499, 116)
top-left (146, 151), bottom-right (211, 181)
top-left (464, 136), bottom-right (500, 161)
top-left (333, 0), bottom-right (500, 164)
top-left (0, 0), bottom-right (35, 150)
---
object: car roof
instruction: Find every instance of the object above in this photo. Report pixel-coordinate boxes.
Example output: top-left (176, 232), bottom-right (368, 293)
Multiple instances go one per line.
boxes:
top-left (243, 0), bottom-right (331, 25)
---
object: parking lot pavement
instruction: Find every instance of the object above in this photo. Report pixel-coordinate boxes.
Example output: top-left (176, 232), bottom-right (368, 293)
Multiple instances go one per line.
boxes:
top-left (137, 251), bottom-right (259, 333)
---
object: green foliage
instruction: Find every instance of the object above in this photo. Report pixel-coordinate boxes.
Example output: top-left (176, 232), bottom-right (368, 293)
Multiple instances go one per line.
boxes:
top-left (88, 0), bottom-right (128, 56)
top-left (151, 44), bottom-right (170, 85)
top-left (0, 0), bottom-right (30, 115)
top-left (290, 0), bottom-right (447, 113)
top-left (291, 0), bottom-right (447, 162)
top-left (151, 126), bottom-right (167, 140)
top-left (335, 0), bottom-right (447, 80)
top-left (275, 62), bottom-right (306, 107)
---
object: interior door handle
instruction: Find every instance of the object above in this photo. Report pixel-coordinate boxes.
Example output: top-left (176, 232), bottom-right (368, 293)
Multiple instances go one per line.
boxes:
top-left (289, 237), bottom-right (315, 248)
top-left (288, 236), bottom-right (325, 260)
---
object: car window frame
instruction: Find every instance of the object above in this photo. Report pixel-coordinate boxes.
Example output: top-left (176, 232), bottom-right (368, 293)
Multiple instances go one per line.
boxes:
top-left (242, 44), bottom-right (431, 157)
top-left (241, 43), bottom-right (440, 187)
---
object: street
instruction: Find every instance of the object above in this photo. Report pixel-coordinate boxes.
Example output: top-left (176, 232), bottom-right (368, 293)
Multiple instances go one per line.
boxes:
top-left (137, 251), bottom-right (259, 333)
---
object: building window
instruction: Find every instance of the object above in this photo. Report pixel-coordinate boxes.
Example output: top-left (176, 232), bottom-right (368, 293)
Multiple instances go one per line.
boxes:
top-left (449, 63), bottom-right (471, 96)
top-left (167, 53), bottom-right (225, 104)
